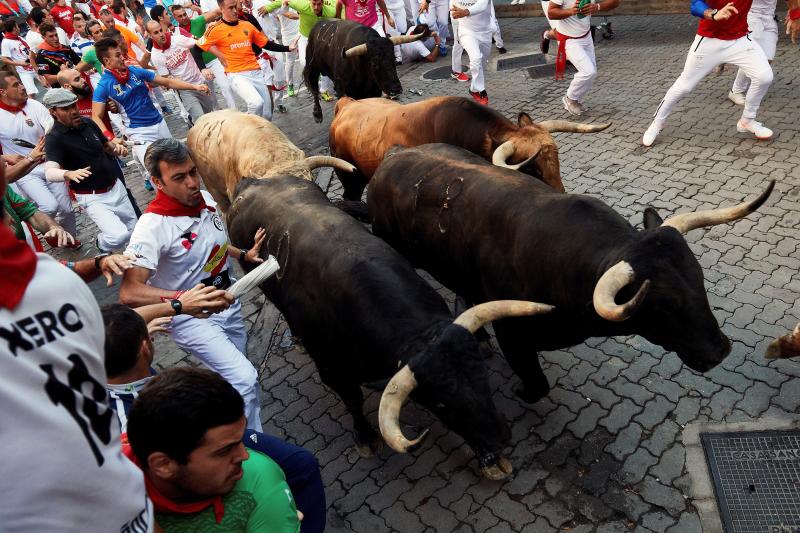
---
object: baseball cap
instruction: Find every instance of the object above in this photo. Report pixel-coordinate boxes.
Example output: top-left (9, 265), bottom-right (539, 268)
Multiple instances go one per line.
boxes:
top-left (42, 88), bottom-right (79, 109)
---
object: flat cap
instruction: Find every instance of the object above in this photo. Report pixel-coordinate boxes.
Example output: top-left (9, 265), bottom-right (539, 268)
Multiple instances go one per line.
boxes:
top-left (42, 88), bottom-right (79, 109)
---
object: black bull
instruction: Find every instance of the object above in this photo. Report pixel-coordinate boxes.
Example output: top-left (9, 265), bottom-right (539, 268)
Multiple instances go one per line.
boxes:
top-left (367, 144), bottom-right (775, 403)
top-left (226, 174), bottom-right (554, 479)
top-left (304, 19), bottom-right (405, 124)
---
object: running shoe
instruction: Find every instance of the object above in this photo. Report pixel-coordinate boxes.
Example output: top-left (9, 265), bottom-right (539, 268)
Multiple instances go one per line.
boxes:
top-left (642, 120), bottom-right (663, 147)
top-left (737, 119), bottom-right (773, 140)
top-left (287, 84), bottom-right (297, 97)
top-left (439, 43), bottom-right (448, 57)
top-left (451, 71), bottom-right (470, 82)
top-left (320, 91), bottom-right (334, 102)
top-left (562, 95), bottom-right (583, 116)
top-left (496, 46), bottom-right (507, 54)
top-left (540, 30), bottom-right (550, 54)
top-left (144, 179), bottom-right (154, 192)
top-left (727, 90), bottom-right (745, 106)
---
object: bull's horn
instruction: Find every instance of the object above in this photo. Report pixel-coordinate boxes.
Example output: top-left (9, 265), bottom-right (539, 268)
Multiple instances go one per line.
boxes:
top-left (537, 120), bottom-right (611, 133)
top-left (378, 365), bottom-right (429, 453)
top-left (491, 141), bottom-right (540, 171)
top-left (344, 43), bottom-right (368, 57)
top-left (661, 180), bottom-right (775, 235)
top-left (389, 32), bottom-right (425, 45)
top-left (453, 300), bottom-right (554, 333)
top-left (304, 155), bottom-right (356, 173)
top-left (593, 261), bottom-right (650, 322)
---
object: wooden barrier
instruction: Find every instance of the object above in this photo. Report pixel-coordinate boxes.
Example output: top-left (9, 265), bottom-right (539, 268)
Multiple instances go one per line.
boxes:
top-left (495, 0), bottom-right (688, 18)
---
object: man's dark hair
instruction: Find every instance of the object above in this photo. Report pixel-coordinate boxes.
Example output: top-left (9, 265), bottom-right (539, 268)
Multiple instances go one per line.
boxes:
top-left (94, 37), bottom-right (119, 62)
top-left (144, 138), bottom-right (191, 180)
top-left (72, 11), bottom-right (86, 21)
top-left (38, 22), bottom-right (56, 35)
top-left (101, 304), bottom-right (148, 379)
top-left (149, 5), bottom-right (166, 20)
top-left (2, 18), bottom-right (18, 33)
top-left (102, 27), bottom-right (123, 40)
top-left (127, 368), bottom-right (245, 465)
top-left (169, 4), bottom-right (185, 13)
top-left (28, 6), bottom-right (47, 26)
top-left (112, 0), bottom-right (126, 15)
top-left (86, 19), bottom-right (102, 34)
top-left (0, 65), bottom-right (20, 90)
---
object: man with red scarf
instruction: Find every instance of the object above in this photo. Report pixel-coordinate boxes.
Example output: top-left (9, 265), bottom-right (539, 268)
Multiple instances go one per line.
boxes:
top-left (120, 139), bottom-right (268, 432)
top-left (1, 19), bottom-right (39, 97)
top-left (0, 155), bottom-right (155, 533)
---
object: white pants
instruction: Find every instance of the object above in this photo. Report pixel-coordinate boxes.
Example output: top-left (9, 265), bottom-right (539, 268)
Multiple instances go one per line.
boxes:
top-left (19, 71), bottom-right (39, 96)
top-left (452, 18), bottom-right (464, 72)
top-left (229, 69), bottom-right (273, 120)
top-left (207, 58), bottom-right (237, 110)
top-left (564, 33), bottom-right (596, 102)
top-left (384, 3), bottom-right (408, 61)
top-left (279, 18), bottom-right (300, 87)
top-left (490, 12), bottom-right (503, 47)
top-left (655, 34), bottom-right (773, 123)
top-left (425, 0), bottom-right (450, 43)
top-left (73, 179), bottom-right (138, 251)
top-left (127, 119), bottom-right (172, 180)
top-left (170, 301), bottom-right (262, 431)
top-left (404, 0), bottom-right (419, 26)
top-left (460, 31), bottom-right (492, 93)
top-left (732, 13), bottom-right (778, 95)
top-left (298, 35), bottom-right (333, 93)
top-left (14, 169), bottom-right (76, 236)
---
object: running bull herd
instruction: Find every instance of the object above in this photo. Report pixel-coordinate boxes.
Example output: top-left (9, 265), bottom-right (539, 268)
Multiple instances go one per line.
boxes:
top-left (189, 94), bottom-right (782, 480)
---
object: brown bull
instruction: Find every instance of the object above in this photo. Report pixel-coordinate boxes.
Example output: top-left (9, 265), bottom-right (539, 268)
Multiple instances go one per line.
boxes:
top-left (187, 109), bottom-right (354, 213)
top-left (328, 95), bottom-right (610, 200)
top-left (765, 323), bottom-right (800, 359)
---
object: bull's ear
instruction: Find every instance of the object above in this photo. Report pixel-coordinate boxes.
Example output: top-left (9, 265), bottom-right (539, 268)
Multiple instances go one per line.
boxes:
top-left (643, 207), bottom-right (663, 229)
top-left (518, 113), bottom-right (534, 127)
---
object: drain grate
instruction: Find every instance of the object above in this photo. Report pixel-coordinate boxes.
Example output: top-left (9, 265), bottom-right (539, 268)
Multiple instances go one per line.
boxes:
top-left (527, 62), bottom-right (576, 80)
top-left (421, 65), bottom-right (469, 80)
top-left (496, 53), bottom-right (548, 70)
top-left (701, 430), bottom-right (800, 533)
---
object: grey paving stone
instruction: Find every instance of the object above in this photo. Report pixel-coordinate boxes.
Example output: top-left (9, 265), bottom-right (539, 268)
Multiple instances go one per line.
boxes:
top-left (638, 476), bottom-right (687, 516)
top-left (620, 448), bottom-right (659, 485)
top-left (650, 445), bottom-right (686, 486)
top-left (607, 423), bottom-right (644, 461)
top-left (665, 512), bottom-right (703, 533)
top-left (600, 400), bottom-right (643, 434)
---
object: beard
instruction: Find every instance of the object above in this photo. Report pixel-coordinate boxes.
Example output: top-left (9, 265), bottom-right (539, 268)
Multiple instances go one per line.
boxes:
top-left (72, 84), bottom-right (92, 97)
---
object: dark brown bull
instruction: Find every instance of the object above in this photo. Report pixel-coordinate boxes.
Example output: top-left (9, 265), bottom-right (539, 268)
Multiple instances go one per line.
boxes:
top-left (328, 95), bottom-right (610, 200)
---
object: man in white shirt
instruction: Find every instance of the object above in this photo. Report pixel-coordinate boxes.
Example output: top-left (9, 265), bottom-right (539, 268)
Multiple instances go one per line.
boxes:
top-left (25, 6), bottom-right (71, 51)
top-left (1, 19), bottom-right (39, 97)
top-left (69, 12), bottom-right (95, 56)
top-left (120, 139), bottom-right (268, 432)
top-left (0, 69), bottom-right (77, 239)
top-left (450, 0), bottom-right (493, 105)
top-left (146, 20), bottom-right (216, 122)
top-left (548, 0), bottom-right (618, 115)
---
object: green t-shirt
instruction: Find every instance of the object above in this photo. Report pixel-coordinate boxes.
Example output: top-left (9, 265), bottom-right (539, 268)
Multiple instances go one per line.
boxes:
top-left (189, 16), bottom-right (218, 66)
top-left (82, 46), bottom-right (103, 73)
top-left (3, 187), bottom-right (38, 240)
top-left (156, 451), bottom-right (300, 533)
top-left (263, 0), bottom-right (338, 37)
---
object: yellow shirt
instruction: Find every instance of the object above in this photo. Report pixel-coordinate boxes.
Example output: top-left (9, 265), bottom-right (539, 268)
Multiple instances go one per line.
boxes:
top-left (197, 20), bottom-right (268, 73)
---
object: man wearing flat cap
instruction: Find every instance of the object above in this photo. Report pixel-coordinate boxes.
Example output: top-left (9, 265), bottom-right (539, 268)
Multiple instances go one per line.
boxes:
top-left (43, 87), bottom-right (140, 253)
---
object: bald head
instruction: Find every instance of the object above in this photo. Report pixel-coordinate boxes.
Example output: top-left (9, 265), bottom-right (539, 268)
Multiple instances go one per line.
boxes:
top-left (145, 19), bottom-right (160, 33)
top-left (147, 19), bottom-right (169, 46)
top-left (57, 69), bottom-right (92, 97)
top-left (57, 68), bottom-right (78, 87)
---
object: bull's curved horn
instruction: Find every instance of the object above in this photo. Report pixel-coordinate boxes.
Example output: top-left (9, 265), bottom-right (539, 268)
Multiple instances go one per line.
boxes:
top-left (344, 43), bottom-right (368, 58)
top-left (453, 300), bottom-right (554, 333)
top-left (661, 180), bottom-right (775, 235)
top-left (491, 141), bottom-right (540, 171)
top-left (378, 365), bottom-right (429, 453)
top-left (593, 261), bottom-right (651, 322)
top-left (304, 155), bottom-right (357, 173)
top-left (537, 120), bottom-right (611, 133)
top-left (389, 32), bottom-right (425, 45)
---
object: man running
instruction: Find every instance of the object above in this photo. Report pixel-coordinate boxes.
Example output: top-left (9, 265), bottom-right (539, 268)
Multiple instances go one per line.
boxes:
top-left (643, 0), bottom-right (775, 146)
top-left (450, 0), bottom-right (493, 105)
top-left (1, 19), bottom-right (39, 98)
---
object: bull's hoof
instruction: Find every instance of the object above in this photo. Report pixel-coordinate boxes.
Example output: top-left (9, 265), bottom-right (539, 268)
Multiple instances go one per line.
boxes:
top-left (313, 111), bottom-right (323, 124)
top-left (354, 437), bottom-right (383, 458)
top-left (480, 456), bottom-right (513, 480)
top-left (515, 384), bottom-right (548, 404)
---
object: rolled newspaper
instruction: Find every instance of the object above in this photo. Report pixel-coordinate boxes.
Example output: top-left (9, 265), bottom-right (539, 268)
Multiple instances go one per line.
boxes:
top-left (228, 256), bottom-right (280, 299)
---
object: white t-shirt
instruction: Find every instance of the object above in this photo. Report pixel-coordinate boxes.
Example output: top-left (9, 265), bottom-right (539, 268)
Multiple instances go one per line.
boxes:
top-left (549, 0), bottom-right (591, 37)
top-left (0, 36), bottom-right (35, 78)
top-left (450, 0), bottom-right (493, 34)
top-left (0, 254), bottom-right (153, 532)
top-left (150, 33), bottom-right (205, 85)
top-left (125, 191), bottom-right (236, 291)
top-left (278, 9), bottom-right (300, 38)
top-left (400, 26), bottom-right (433, 62)
top-left (25, 27), bottom-right (70, 50)
top-left (0, 100), bottom-right (53, 179)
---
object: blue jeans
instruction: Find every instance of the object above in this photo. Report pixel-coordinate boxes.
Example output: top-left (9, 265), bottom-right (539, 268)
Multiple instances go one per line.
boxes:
top-left (243, 430), bottom-right (326, 533)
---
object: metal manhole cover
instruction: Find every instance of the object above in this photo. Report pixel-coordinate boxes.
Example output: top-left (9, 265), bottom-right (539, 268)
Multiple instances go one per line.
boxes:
top-left (701, 430), bottom-right (800, 533)
top-left (497, 53), bottom-right (548, 70)
top-left (421, 65), bottom-right (469, 80)
top-left (527, 62), bottom-right (576, 80)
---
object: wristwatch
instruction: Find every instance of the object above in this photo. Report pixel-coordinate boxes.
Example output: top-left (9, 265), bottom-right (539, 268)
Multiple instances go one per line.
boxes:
top-left (94, 252), bottom-right (111, 270)
top-left (239, 248), bottom-right (249, 262)
top-left (710, 8), bottom-right (718, 20)
top-left (170, 299), bottom-right (183, 315)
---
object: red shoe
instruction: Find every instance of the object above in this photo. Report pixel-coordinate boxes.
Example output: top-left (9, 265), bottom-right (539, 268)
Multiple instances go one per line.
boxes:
top-left (451, 71), bottom-right (470, 82)
top-left (469, 90), bottom-right (488, 105)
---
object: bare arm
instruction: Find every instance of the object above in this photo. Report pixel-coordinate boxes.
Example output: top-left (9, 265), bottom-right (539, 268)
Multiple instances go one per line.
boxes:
top-left (203, 7), bottom-right (222, 21)
top-left (91, 101), bottom-right (113, 137)
top-left (335, 0), bottom-right (343, 18)
top-left (133, 284), bottom-right (235, 321)
top-left (119, 266), bottom-right (180, 307)
top-left (119, 267), bottom-right (234, 315)
top-left (152, 73), bottom-right (209, 93)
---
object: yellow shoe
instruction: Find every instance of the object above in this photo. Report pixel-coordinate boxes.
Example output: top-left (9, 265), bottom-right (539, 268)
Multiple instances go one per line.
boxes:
top-left (320, 91), bottom-right (334, 102)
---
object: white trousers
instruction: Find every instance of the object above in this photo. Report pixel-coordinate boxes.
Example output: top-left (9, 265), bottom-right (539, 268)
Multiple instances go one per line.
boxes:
top-left (170, 301), bottom-right (262, 431)
top-left (14, 169), bottom-right (76, 236)
top-left (229, 69), bottom-right (273, 121)
top-left (564, 33), bottom-right (596, 102)
top-left (425, 0), bottom-right (450, 43)
top-left (732, 13), bottom-right (779, 95)
top-left (298, 35), bottom-right (333, 93)
top-left (460, 31), bottom-right (492, 93)
top-left (19, 71), bottom-right (39, 95)
top-left (452, 18), bottom-right (464, 72)
top-left (384, 3), bottom-right (408, 61)
top-left (491, 13), bottom-right (504, 48)
top-left (207, 58), bottom-right (238, 110)
top-left (73, 179), bottom-right (138, 251)
top-left (127, 119), bottom-right (172, 181)
top-left (404, 0), bottom-right (419, 26)
top-left (655, 34), bottom-right (773, 123)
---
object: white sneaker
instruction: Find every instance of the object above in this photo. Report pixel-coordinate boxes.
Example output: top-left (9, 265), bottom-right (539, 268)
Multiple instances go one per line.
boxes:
top-left (737, 119), bottom-right (773, 140)
top-left (642, 121), bottom-right (663, 147)
top-left (562, 96), bottom-right (583, 116)
top-left (728, 91), bottom-right (745, 106)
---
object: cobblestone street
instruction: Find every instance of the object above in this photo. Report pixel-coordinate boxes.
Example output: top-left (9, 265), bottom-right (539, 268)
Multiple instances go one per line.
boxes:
top-left (77, 12), bottom-right (800, 533)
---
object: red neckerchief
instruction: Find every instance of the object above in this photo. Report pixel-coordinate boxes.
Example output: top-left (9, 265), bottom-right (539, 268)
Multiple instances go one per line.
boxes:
top-left (113, 12), bottom-right (128, 24)
top-left (145, 190), bottom-right (213, 217)
top-left (0, 224), bottom-right (38, 310)
top-left (0, 98), bottom-right (27, 114)
top-left (151, 32), bottom-right (172, 51)
top-left (108, 66), bottom-right (131, 84)
top-left (3, 31), bottom-right (20, 40)
top-left (554, 29), bottom-right (590, 80)
top-left (121, 442), bottom-right (226, 524)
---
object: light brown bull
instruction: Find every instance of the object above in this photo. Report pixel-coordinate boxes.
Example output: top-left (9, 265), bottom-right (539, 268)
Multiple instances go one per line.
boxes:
top-left (328, 95), bottom-right (610, 201)
top-left (187, 110), bottom-right (354, 213)
top-left (765, 323), bottom-right (800, 359)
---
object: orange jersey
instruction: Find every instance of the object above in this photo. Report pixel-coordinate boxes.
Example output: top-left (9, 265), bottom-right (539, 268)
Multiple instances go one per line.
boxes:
top-left (197, 20), bottom-right (268, 73)
top-left (101, 21), bottom-right (142, 60)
